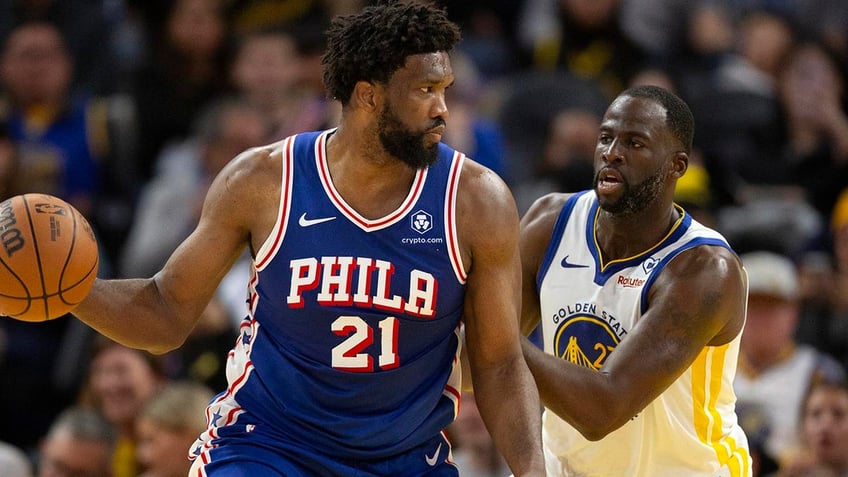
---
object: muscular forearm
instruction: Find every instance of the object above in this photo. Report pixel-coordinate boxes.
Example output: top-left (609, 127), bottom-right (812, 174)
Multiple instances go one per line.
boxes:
top-left (521, 337), bottom-right (631, 440)
top-left (472, 353), bottom-right (545, 476)
top-left (72, 277), bottom-right (195, 353)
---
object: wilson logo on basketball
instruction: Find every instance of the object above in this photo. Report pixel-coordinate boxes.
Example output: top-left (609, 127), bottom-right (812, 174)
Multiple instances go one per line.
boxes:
top-left (0, 200), bottom-right (24, 257)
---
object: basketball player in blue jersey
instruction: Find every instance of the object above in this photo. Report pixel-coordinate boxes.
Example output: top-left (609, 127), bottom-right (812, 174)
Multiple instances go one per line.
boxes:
top-left (71, 2), bottom-right (545, 476)
top-left (519, 86), bottom-right (753, 476)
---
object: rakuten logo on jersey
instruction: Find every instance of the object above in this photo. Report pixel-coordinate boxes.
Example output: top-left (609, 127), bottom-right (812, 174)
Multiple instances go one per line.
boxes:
top-left (617, 275), bottom-right (645, 288)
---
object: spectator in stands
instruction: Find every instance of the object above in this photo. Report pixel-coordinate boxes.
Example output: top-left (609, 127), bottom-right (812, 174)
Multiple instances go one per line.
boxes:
top-left (511, 106), bottom-right (599, 214)
top-left (37, 407), bottom-right (115, 477)
top-left (0, 20), bottom-right (137, 264)
top-left (78, 336), bottom-right (167, 477)
top-left (229, 27), bottom-right (332, 141)
top-left (777, 379), bottom-right (848, 477)
top-left (0, 21), bottom-right (104, 218)
top-left (516, 0), bottom-right (646, 98)
top-left (777, 40), bottom-right (848, 223)
top-left (619, 0), bottom-right (734, 67)
top-left (685, 8), bottom-right (793, 209)
top-left (439, 52), bottom-right (506, 179)
top-left (129, 0), bottom-right (230, 181)
top-left (136, 381), bottom-right (214, 477)
top-left (0, 0), bottom-right (117, 95)
top-left (119, 97), bottom-right (269, 279)
top-left (735, 251), bottom-right (846, 471)
top-left (799, 189), bottom-right (848, 369)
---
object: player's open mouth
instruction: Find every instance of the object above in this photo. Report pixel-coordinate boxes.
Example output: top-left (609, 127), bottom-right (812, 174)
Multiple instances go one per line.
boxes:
top-left (597, 169), bottom-right (623, 192)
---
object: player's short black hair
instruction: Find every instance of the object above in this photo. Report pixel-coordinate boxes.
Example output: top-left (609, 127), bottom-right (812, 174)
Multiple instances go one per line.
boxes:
top-left (620, 85), bottom-right (694, 153)
top-left (322, 1), bottom-right (461, 105)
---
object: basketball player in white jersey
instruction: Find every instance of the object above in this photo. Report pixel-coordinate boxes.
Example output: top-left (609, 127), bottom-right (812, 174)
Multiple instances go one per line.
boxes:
top-left (519, 85), bottom-right (753, 476)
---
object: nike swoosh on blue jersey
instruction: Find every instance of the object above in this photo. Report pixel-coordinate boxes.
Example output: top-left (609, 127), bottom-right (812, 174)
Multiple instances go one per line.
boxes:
top-left (425, 443), bottom-right (442, 466)
top-left (561, 255), bottom-right (589, 268)
top-left (298, 213), bottom-right (337, 227)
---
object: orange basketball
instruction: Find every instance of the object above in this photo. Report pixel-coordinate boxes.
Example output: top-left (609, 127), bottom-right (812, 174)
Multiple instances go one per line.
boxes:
top-left (0, 193), bottom-right (99, 321)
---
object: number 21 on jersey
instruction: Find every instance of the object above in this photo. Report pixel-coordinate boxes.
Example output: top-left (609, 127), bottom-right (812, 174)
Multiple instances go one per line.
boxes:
top-left (331, 316), bottom-right (399, 372)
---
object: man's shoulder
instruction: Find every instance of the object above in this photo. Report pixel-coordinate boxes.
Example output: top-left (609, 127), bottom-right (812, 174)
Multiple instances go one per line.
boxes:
top-left (523, 191), bottom-right (587, 225)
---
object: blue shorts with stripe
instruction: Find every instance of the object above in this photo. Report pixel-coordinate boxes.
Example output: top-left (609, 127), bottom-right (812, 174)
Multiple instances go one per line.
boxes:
top-left (189, 423), bottom-right (459, 477)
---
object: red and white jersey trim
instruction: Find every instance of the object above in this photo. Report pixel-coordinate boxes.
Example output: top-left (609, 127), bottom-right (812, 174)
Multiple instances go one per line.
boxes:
top-left (255, 135), bottom-right (295, 271)
top-left (316, 130), bottom-right (428, 232)
top-left (444, 152), bottom-right (466, 284)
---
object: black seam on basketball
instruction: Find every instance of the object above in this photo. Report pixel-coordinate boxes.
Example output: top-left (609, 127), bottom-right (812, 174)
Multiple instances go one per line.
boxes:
top-left (0, 255), bottom-right (31, 298)
top-left (57, 207), bottom-right (79, 306)
top-left (22, 195), bottom-right (50, 321)
top-left (57, 210), bottom-right (98, 305)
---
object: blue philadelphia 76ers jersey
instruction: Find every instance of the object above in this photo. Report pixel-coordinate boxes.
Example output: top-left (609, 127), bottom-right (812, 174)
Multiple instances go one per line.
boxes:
top-left (192, 130), bottom-right (468, 462)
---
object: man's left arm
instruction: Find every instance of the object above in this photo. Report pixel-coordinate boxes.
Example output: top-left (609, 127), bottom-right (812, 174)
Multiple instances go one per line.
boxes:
top-left (458, 162), bottom-right (545, 477)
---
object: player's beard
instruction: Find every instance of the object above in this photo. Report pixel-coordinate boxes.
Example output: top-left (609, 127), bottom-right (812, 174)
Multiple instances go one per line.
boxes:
top-left (596, 161), bottom-right (669, 216)
top-left (378, 103), bottom-right (440, 169)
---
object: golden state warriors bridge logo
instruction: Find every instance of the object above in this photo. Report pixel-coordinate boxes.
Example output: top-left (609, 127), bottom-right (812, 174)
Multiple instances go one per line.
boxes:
top-left (554, 315), bottom-right (621, 370)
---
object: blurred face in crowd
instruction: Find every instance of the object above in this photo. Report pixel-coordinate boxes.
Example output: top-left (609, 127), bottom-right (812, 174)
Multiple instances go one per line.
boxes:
top-left (545, 109), bottom-right (600, 170)
top-left (738, 12), bottom-right (793, 77)
top-left (136, 417), bottom-right (197, 477)
top-left (167, 0), bottom-right (226, 59)
top-left (740, 294), bottom-right (799, 364)
top-left (0, 22), bottom-right (72, 105)
top-left (780, 43), bottom-right (844, 126)
top-left (201, 105), bottom-right (269, 175)
top-left (87, 344), bottom-right (162, 430)
top-left (802, 384), bottom-right (848, 470)
top-left (231, 32), bottom-right (302, 104)
top-left (39, 428), bottom-right (112, 477)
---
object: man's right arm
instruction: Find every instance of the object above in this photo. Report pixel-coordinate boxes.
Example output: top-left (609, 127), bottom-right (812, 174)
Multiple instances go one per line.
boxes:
top-left (521, 243), bottom-right (747, 440)
top-left (73, 146), bottom-right (276, 353)
top-left (518, 193), bottom-right (569, 337)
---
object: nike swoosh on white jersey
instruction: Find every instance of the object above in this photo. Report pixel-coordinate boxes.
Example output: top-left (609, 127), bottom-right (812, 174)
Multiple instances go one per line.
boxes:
top-left (298, 213), bottom-right (337, 227)
top-left (425, 442), bottom-right (442, 466)
top-left (560, 255), bottom-right (589, 268)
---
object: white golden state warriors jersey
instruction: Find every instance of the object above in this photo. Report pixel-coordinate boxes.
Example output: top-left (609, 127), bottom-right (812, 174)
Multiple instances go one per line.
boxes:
top-left (538, 191), bottom-right (751, 477)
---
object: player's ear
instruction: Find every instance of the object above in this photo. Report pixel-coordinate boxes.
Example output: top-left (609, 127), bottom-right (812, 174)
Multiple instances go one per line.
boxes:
top-left (670, 152), bottom-right (688, 179)
top-left (351, 81), bottom-right (379, 112)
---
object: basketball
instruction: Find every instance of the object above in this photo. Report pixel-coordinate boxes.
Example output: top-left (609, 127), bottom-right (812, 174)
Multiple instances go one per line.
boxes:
top-left (0, 193), bottom-right (99, 322)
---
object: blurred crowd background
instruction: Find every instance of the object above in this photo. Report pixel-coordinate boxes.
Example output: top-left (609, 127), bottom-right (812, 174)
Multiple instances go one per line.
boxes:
top-left (0, 0), bottom-right (847, 476)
